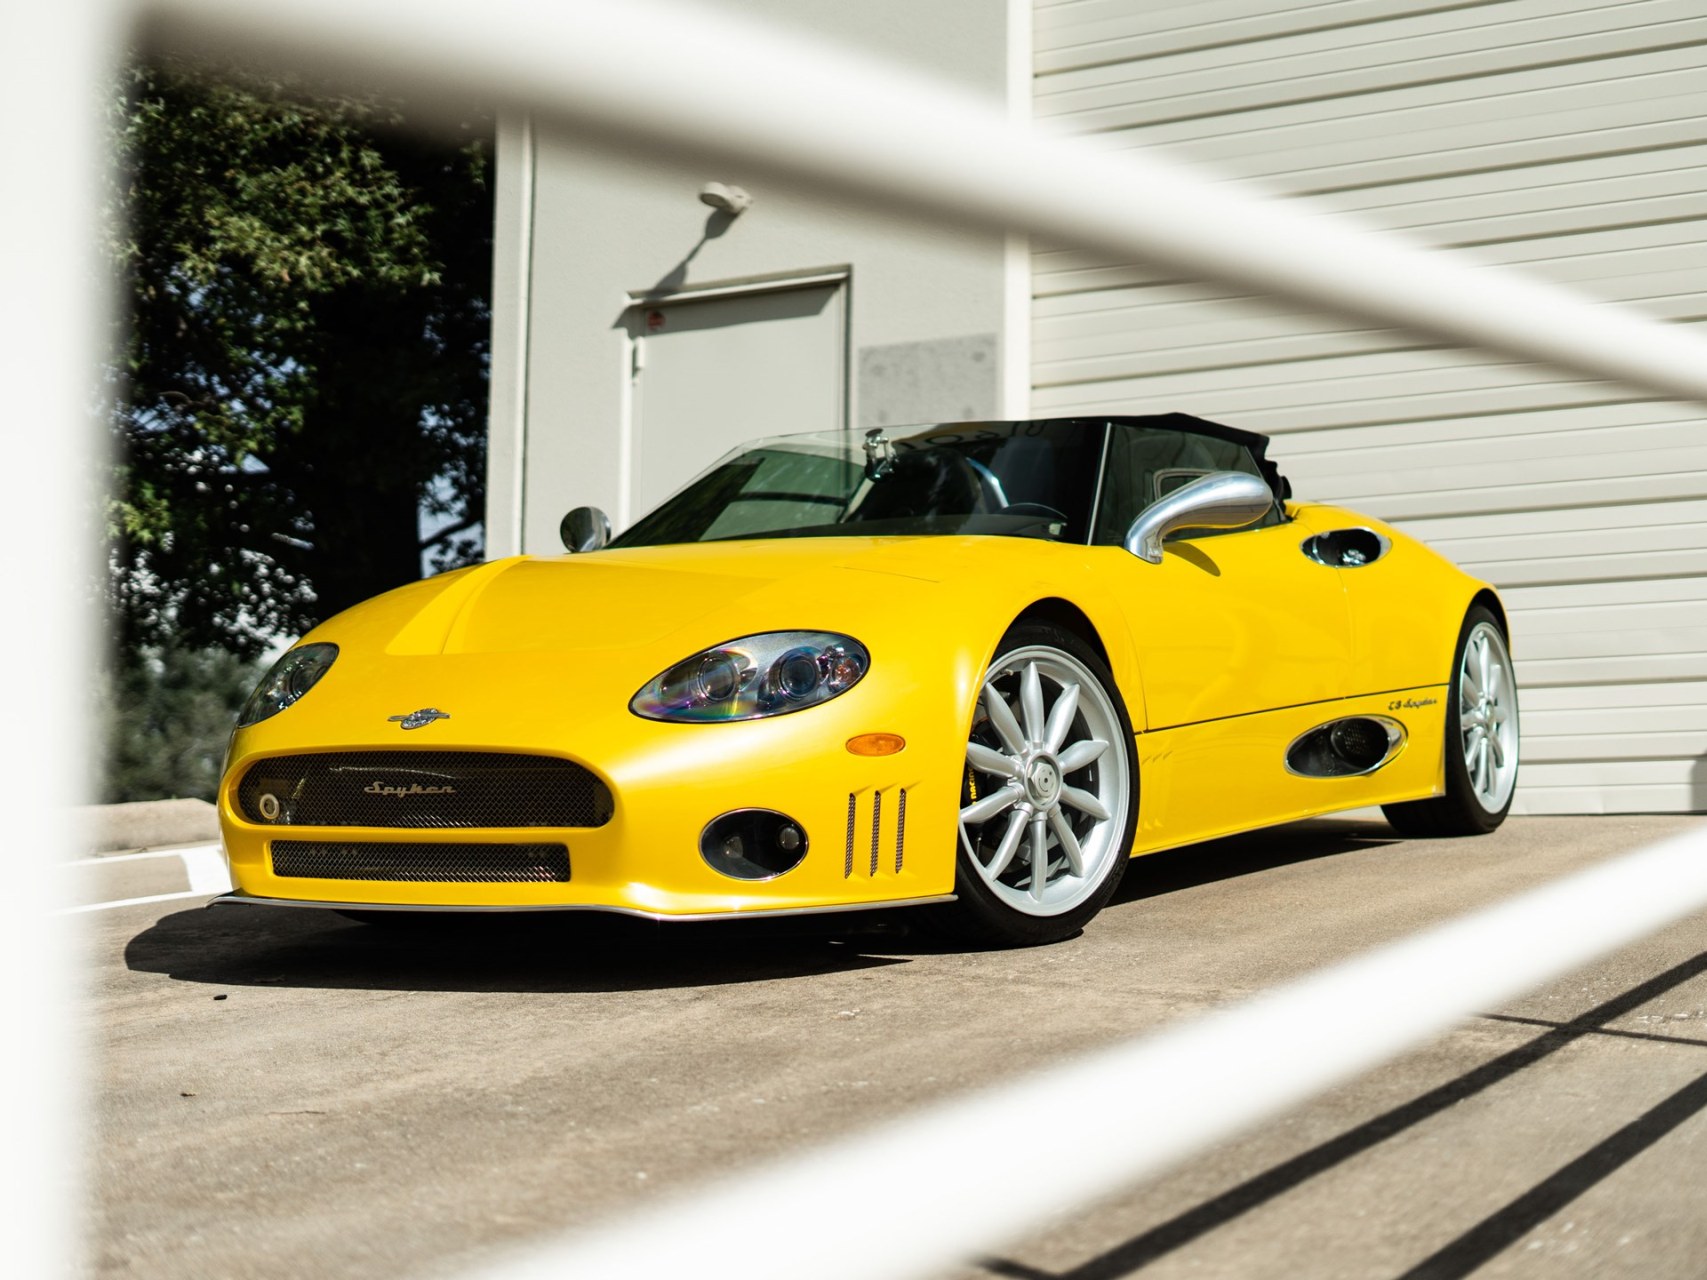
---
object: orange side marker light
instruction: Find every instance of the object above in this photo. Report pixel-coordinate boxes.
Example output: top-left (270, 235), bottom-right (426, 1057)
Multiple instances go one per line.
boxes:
top-left (846, 733), bottom-right (906, 757)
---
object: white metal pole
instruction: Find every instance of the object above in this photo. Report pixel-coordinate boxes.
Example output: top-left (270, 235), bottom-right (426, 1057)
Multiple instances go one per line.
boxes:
top-left (1, 1), bottom-right (114, 1272)
top-left (139, 0), bottom-right (1707, 407)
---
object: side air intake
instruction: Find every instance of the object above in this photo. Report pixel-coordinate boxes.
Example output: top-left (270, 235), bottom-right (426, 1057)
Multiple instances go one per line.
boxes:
top-left (844, 787), bottom-right (908, 877)
top-left (1285, 716), bottom-right (1406, 779)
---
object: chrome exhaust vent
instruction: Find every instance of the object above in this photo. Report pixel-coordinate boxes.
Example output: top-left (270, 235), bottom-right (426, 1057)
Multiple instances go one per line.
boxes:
top-left (1286, 716), bottom-right (1406, 779)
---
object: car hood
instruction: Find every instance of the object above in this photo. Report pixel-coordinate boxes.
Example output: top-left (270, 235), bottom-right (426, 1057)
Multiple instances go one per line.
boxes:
top-left (327, 538), bottom-right (964, 659)
top-left (254, 533), bottom-right (1123, 755)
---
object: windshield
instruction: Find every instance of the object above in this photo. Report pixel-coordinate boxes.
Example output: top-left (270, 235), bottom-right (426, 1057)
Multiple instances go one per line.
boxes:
top-left (612, 421), bottom-right (1106, 548)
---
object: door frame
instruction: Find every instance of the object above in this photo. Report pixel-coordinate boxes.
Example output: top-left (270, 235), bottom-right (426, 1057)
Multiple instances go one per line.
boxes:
top-left (618, 267), bottom-right (851, 527)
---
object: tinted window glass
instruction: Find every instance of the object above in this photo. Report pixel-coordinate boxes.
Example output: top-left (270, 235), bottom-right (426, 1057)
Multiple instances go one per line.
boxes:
top-left (614, 421), bottom-right (1105, 548)
top-left (1092, 424), bottom-right (1280, 547)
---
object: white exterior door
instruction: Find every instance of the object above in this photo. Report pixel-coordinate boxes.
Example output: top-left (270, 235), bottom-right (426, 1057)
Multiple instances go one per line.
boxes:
top-left (628, 280), bottom-right (846, 519)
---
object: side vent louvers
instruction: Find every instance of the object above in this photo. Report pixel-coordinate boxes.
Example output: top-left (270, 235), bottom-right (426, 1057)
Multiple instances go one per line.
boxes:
top-left (844, 793), bottom-right (857, 878)
top-left (869, 791), bottom-right (882, 877)
top-left (843, 786), bottom-right (909, 878)
top-left (894, 789), bottom-right (907, 874)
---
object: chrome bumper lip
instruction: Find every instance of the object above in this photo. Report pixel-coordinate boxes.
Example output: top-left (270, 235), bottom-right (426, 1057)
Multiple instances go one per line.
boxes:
top-left (207, 891), bottom-right (956, 923)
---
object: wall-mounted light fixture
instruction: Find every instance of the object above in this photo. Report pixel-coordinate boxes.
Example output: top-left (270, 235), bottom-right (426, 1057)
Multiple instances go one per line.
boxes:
top-left (698, 182), bottom-right (753, 215)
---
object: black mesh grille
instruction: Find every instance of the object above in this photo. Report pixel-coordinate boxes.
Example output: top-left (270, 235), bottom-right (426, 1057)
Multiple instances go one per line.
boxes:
top-left (271, 840), bottom-right (570, 883)
top-left (238, 752), bottom-right (612, 829)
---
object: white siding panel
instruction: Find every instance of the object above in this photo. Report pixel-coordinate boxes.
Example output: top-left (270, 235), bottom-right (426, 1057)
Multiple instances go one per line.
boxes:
top-left (1040, 4), bottom-right (1707, 132)
top-left (1525, 733), bottom-right (1707, 764)
top-left (1518, 761), bottom-right (1703, 787)
top-left (1098, 59), bottom-right (1707, 174)
top-left (1035, 0), bottom-right (1707, 812)
top-left (1402, 496), bottom-right (1707, 544)
top-left (1036, 223), bottom-right (1707, 301)
top-left (1324, 144), bottom-right (1707, 232)
top-left (1456, 549), bottom-right (1707, 591)
top-left (1514, 784), bottom-right (1706, 815)
top-left (1516, 653), bottom-right (1707, 689)
top-left (1036, 0), bottom-right (1467, 70)
top-left (1523, 681), bottom-right (1707, 711)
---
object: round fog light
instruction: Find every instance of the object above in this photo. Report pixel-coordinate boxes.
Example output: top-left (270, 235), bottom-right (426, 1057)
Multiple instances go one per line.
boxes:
top-left (700, 810), bottom-right (809, 881)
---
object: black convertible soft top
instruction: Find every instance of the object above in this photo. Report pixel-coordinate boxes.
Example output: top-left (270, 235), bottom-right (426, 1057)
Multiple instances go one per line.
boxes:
top-left (1049, 413), bottom-right (1291, 504)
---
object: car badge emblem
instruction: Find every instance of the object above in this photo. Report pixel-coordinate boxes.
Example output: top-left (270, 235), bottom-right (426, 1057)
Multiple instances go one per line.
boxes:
top-left (389, 707), bottom-right (451, 730)
top-left (363, 781), bottom-right (455, 797)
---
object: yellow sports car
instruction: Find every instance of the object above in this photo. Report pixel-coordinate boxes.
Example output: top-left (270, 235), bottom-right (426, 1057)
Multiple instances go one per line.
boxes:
top-left (215, 414), bottom-right (1518, 945)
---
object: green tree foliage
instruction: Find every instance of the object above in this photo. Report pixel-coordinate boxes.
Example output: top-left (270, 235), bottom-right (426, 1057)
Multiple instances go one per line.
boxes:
top-left (97, 643), bottom-right (265, 803)
top-left (106, 58), bottom-right (493, 661)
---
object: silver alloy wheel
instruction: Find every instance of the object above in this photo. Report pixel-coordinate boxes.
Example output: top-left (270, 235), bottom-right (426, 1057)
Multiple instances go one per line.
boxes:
top-left (1460, 621), bottom-right (1519, 813)
top-left (959, 645), bottom-right (1131, 917)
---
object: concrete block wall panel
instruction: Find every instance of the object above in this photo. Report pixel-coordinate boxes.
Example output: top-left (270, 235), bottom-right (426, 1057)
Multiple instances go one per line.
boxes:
top-left (1033, 0), bottom-right (1707, 814)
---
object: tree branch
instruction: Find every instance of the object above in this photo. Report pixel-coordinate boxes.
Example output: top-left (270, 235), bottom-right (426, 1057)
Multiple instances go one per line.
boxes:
top-left (419, 513), bottom-right (481, 552)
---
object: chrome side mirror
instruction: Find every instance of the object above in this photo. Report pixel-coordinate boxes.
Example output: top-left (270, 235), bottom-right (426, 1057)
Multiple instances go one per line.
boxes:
top-left (560, 506), bottom-right (612, 553)
top-left (1124, 471), bottom-right (1273, 565)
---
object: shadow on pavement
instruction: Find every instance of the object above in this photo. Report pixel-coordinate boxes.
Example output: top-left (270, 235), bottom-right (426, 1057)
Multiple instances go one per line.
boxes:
top-left (978, 947), bottom-right (1707, 1280)
top-left (124, 815), bottom-right (1401, 993)
top-left (124, 904), bottom-right (917, 994)
top-left (1110, 814), bottom-right (1401, 906)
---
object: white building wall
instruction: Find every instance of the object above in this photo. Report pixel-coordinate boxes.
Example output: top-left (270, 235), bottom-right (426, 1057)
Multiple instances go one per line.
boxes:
top-left (487, 0), bottom-right (1016, 558)
top-left (1032, 0), bottom-right (1707, 814)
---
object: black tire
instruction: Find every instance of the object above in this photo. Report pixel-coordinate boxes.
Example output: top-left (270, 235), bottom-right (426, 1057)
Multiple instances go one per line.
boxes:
top-left (937, 622), bottom-right (1138, 947)
top-left (1382, 605), bottom-right (1519, 837)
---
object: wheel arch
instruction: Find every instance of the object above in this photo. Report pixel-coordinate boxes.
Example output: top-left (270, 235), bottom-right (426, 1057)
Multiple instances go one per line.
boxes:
top-left (1011, 597), bottom-right (1111, 671)
top-left (1471, 588), bottom-right (1511, 651)
top-left (992, 589), bottom-right (1146, 732)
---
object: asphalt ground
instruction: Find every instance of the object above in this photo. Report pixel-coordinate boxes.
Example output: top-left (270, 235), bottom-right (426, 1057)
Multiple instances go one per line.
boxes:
top-left (82, 812), bottom-right (1707, 1279)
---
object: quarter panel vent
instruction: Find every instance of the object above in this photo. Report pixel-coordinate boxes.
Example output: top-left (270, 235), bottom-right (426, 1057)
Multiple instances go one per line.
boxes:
top-left (1286, 716), bottom-right (1406, 778)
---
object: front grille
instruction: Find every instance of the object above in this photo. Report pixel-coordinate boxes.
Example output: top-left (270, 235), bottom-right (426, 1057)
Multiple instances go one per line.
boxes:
top-left (271, 840), bottom-right (570, 883)
top-left (238, 752), bottom-right (612, 829)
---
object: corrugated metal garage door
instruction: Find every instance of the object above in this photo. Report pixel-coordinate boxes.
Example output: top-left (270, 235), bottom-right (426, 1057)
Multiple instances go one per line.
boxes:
top-left (1032, 0), bottom-right (1707, 814)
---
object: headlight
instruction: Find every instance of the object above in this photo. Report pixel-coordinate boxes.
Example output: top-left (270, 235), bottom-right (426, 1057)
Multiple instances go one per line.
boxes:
top-left (237, 643), bottom-right (339, 727)
top-left (631, 631), bottom-right (869, 722)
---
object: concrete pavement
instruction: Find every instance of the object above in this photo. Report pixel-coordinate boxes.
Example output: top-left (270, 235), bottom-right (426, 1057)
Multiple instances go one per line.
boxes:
top-left (82, 813), bottom-right (1707, 1279)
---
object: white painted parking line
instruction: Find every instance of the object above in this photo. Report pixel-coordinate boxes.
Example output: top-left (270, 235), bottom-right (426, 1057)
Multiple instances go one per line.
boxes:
top-left (59, 843), bottom-right (232, 914)
top-left (66, 843), bottom-right (222, 868)
top-left (58, 889), bottom-right (210, 915)
top-left (181, 845), bottom-right (233, 894)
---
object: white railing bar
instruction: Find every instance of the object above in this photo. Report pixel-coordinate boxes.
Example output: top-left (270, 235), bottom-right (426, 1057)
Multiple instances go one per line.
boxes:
top-left (67, 5), bottom-right (1707, 1279)
top-left (4, 1), bottom-right (113, 1274)
top-left (139, 0), bottom-right (1707, 406)
top-left (464, 824), bottom-right (1707, 1280)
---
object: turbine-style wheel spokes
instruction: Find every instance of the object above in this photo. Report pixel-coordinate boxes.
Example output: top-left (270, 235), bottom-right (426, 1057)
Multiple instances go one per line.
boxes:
top-left (959, 648), bottom-right (1127, 916)
top-left (1457, 621), bottom-right (1519, 814)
